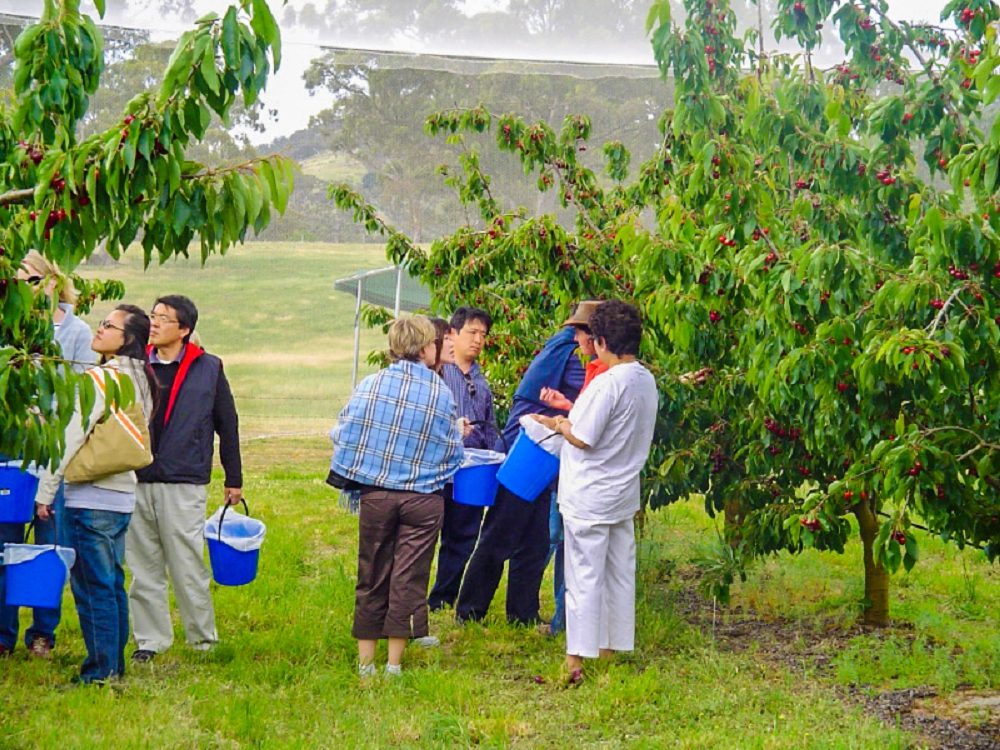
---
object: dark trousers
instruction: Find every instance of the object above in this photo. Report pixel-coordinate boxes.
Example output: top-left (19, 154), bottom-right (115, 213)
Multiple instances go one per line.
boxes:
top-left (352, 489), bottom-right (444, 640)
top-left (427, 486), bottom-right (484, 610)
top-left (456, 485), bottom-right (551, 625)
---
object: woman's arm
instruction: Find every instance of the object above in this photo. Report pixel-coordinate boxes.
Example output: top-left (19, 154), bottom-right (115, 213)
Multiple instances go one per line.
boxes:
top-left (35, 369), bottom-right (106, 509)
top-left (530, 414), bottom-right (590, 450)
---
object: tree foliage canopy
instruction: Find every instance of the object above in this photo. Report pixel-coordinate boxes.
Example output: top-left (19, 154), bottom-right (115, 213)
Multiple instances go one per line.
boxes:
top-left (334, 0), bottom-right (1000, 623)
top-left (0, 0), bottom-right (293, 468)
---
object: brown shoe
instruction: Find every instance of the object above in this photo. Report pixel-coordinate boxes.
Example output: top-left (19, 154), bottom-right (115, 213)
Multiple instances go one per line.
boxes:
top-left (28, 637), bottom-right (53, 660)
top-left (0, 643), bottom-right (11, 657)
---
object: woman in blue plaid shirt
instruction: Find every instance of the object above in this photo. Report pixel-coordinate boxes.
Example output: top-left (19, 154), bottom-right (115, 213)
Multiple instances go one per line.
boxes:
top-left (330, 316), bottom-right (464, 678)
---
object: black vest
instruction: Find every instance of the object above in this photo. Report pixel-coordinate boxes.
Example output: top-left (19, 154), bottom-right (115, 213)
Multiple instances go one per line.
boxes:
top-left (137, 353), bottom-right (222, 485)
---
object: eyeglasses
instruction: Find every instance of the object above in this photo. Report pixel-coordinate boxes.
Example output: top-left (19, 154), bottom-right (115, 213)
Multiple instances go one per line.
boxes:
top-left (98, 320), bottom-right (125, 332)
top-left (148, 314), bottom-right (178, 325)
top-left (463, 371), bottom-right (477, 400)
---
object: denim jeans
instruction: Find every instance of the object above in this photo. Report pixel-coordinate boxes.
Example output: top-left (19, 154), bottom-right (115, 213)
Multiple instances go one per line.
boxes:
top-left (65, 507), bottom-right (131, 683)
top-left (0, 485), bottom-right (66, 650)
top-left (547, 492), bottom-right (566, 635)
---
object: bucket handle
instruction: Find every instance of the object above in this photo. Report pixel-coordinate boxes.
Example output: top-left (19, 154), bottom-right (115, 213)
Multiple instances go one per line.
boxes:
top-left (217, 498), bottom-right (251, 542)
top-left (470, 419), bottom-right (508, 453)
top-left (23, 517), bottom-right (59, 550)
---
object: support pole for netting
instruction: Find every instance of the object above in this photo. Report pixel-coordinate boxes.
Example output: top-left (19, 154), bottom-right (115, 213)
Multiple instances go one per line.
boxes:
top-left (352, 277), bottom-right (363, 391)
top-left (394, 265), bottom-right (403, 318)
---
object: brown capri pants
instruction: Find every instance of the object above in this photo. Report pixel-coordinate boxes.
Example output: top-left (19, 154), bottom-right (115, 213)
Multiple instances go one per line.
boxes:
top-left (352, 488), bottom-right (445, 640)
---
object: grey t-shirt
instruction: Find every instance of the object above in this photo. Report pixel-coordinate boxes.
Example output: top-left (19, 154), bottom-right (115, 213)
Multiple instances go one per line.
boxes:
top-left (64, 483), bottom-right (135, 514)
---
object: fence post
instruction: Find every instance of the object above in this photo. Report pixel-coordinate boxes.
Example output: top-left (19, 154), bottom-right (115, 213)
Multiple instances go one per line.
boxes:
top-left (352, 277), bottom-right (363, 391)
top-left (394, 265), bottom-right (403, 318)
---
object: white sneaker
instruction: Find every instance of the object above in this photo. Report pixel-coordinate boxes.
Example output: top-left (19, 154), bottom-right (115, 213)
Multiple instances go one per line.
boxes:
top-left (385, 664), bottom-right (402, 677)
top-left (359, 663), bottom-right (376, 678)
top-left (191, 641), bottom-right (216, 652)
top-left (412, 636), bottom-right (439, 648)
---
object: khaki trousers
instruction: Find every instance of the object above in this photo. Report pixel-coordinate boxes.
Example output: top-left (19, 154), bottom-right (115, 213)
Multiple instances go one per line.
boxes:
top-left (126, 483), bottom-right (218, 652)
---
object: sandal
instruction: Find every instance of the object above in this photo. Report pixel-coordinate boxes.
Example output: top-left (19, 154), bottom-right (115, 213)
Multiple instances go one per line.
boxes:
top-left (559, 668), bottom-right (584, 688)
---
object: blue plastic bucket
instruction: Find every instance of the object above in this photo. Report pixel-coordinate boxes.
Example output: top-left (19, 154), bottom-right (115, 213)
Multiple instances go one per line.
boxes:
top-left (207, 537), bottom-right (259, 586)
top-left (206, 501), bottom-right (263, 587)
top-left (453, 463), bottom-right (500, 507)
top-left (0, 465), bottom-right (38, 524)
top-left (5, 547), bottom-right (67, 608)
top-left (496, 429), bottom-right (560, 501)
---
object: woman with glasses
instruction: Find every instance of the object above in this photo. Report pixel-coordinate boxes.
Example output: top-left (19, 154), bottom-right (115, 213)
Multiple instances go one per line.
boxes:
top-left (34, 305), bottom-right (158, 684)
top-left (331, 316), bottom-right (464, 677)
top-left (0, 252), bottom-right (96, 660)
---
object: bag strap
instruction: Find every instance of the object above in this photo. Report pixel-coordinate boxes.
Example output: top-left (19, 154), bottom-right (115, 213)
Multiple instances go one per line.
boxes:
top-left (85, 368), bottom-right (148, 450)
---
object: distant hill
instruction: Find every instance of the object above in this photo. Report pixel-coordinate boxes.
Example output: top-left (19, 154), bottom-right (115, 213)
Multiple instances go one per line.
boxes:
top-left (298, 151), bottom-right (368, 185)
top-left (260, 126), bottom-right (334, 163)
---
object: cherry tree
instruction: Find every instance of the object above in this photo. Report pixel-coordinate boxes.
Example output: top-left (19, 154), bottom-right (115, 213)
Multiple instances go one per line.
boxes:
top-left (0, 0), bottom-right (293, 468)
top-left (334, 0), bottom-right (1000, 626)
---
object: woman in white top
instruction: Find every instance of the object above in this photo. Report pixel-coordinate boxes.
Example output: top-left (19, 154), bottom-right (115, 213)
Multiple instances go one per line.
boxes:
top-left (532, 300), bottom-right (658, 684)
top-left (35, 304), bottom-right (157, 684)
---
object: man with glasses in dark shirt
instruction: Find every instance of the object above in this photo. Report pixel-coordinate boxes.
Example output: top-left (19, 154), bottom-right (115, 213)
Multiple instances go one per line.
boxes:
top-left (428, 307), bottom-right (498, 612)
top-left (127, 295), bottom-right (242, 663)
top-left (456, 304), bottom-right (590, 627)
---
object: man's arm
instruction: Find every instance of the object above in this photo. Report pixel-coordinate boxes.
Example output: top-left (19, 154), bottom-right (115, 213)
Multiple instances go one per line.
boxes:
top-left (212, 365), bottom-right (243, 505)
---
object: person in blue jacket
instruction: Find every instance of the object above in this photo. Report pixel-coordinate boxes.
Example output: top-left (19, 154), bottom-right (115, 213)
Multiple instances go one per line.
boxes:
top-left (455, 304), bottom-right (590, 626)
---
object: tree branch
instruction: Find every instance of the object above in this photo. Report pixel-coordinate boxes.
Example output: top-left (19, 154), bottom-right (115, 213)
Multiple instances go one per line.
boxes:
top-left (926, 286), bottom-right (963, 336)
top-left (0, 188), bottom-right (36, 207)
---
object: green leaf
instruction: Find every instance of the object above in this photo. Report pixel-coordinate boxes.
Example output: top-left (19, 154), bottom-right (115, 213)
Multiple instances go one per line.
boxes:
top-left (251, 0), bottom-right (281, 69)
top-left (222, 7), bottom-right (240, 68)
top-left (201, 42), bottom-right (221, 96)
top-left (925, 206), bottom-right (943, 235)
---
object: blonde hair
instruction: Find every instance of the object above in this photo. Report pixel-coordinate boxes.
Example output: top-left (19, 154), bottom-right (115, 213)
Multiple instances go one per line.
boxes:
top-left (388, 315), bottom-right (436, 363)
top-left (22, 250), bottom-right (79, 305)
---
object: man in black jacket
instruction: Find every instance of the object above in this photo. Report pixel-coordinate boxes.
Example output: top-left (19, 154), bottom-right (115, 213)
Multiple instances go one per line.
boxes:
top-left (127, 295), bottom-right (242, 662)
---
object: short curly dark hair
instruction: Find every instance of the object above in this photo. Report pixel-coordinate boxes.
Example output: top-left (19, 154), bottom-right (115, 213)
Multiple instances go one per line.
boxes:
top-left (588, 300), bottom-right (642, 357)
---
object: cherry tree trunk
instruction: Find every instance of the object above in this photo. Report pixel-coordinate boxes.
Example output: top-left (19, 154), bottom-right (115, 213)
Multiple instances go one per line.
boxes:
top-left (852, 501), bottom-right (890, 627)
top-left (724, 497), bottom-right (744, 546)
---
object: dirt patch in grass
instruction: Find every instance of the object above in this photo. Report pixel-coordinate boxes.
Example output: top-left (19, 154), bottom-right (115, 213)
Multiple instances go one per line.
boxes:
top-left (670, 567), bottom-right (1000, 750)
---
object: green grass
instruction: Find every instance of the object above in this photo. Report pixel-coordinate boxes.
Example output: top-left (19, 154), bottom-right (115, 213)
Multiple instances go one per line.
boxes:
top-left (76, 242), bottom-right (390, 437)
top-left (298, 151), bottom-right (369, 184)
top-left (1, 445), bottom-right (916, 749)
top-left (7, 241), bottom-right (999, 747)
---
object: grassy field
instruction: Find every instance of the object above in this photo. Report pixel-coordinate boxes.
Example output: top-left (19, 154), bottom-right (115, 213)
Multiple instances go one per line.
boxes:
top-left (4, 241), bottom-right (1000, 748)
top-left (298, 151), bottom-right (369, 185)
top-left (76, 242), bottom-right (392, 438)
top-left (4, 441), bottom-right (1000, 748)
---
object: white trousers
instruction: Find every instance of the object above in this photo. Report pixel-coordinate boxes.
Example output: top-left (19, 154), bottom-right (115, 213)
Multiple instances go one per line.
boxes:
top-left (563, 515), bottom-right (636, 659)
top-left (126, 483), bottom-right (218, 652)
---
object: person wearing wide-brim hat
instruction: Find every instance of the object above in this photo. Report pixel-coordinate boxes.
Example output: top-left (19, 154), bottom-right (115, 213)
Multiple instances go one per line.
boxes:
top-left (531, 300), bottom-right (608, 637)
top-left (455, 300), bottom-right (597, 628)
